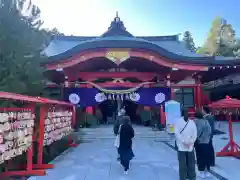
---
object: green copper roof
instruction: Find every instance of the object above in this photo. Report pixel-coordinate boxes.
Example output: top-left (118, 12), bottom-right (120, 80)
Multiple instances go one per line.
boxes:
top-left (42, 14), bottom-right (240, 65)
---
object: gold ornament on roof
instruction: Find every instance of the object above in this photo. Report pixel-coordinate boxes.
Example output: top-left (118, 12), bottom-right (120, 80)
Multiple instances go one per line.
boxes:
top-left (105, 50), bottom-right (130, 65)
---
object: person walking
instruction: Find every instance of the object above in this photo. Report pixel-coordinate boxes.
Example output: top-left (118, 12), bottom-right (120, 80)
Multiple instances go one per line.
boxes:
top-left (118, 116), bottom-right (134, 174)
top-left (174, 109), bottom-right (197, 180)
top-left (194, 110), bottom-right (212, 178)
top-left (113, 108), bottom-right (126, 161)
top-left (203, 106), bottom-right (215, 167)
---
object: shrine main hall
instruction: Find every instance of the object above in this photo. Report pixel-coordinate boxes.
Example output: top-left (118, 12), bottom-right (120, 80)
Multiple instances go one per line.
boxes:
top-left (41, 13), bottom-right (240, 125)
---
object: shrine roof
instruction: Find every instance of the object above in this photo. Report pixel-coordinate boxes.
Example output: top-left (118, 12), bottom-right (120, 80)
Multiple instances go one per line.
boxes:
top-left (42, 13), bottom-right (240, 65)
top-left (209, 97), bottom-right (240, 108)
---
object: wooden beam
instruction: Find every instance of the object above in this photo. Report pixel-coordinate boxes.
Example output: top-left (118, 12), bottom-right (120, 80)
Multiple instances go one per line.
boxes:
top-left (47, 82), bottom-right (156, 88)
top-left (44, 49), bottom-right (209, 71)
top-left (96, 82), bottom-right (149, 87)
top-left (171, 84), bottom-right (199, 88)
top-left (65, 72), bottom-right (160, 81)
top-left (46, 81), bottom-right (201, 88)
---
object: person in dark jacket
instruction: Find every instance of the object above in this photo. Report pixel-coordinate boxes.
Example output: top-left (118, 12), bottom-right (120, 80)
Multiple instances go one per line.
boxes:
top-left (203, 106), bottom-right (215, 167)
top-left (113, 108), bottom-right (126, 161)
top-left (119, 116), bottom-right (135, 174)
top-left (194, 110), bottom-right (212, 178)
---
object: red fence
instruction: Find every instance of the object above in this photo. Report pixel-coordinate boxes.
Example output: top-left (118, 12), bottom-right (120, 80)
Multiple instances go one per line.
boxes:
top-left (0, 92), bottom-right (76, 178)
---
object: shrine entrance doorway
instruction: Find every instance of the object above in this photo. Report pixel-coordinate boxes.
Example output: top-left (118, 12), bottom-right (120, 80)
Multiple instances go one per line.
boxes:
top-left (98, 100), bottom-right (117, 124)
top-left (98, 99), bottom-right (140, 125)
top-left (123, 100), bottom-right (140, 124)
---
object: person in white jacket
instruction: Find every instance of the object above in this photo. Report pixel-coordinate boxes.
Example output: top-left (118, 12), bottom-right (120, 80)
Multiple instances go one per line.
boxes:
top-left (174, 109), bottom-right (197, 180)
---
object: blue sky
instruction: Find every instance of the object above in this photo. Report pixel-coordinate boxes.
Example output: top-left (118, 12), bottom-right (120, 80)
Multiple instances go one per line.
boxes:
top-left (32, 0), bottom-right (239, 46)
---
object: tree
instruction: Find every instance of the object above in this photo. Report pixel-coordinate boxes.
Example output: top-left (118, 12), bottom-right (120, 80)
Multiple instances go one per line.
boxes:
top-left (197, 17), bottom-right (239, 56)
top-left (0, 0), bottom-right (50, 103)
top-left (182, 31), bottom-right (196, 52)
top-left (50, 27), bottom-right (64, 36)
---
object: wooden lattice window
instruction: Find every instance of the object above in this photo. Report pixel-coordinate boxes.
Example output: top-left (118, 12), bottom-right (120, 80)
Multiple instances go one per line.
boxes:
top-left (174, 88), bottom-right (194, 108)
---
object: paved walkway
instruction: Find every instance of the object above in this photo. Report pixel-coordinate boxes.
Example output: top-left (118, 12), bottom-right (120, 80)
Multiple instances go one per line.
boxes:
top-left (29, 139), bottom-right (221, 180)
top-left (27, 124), bottom-right (240, 180)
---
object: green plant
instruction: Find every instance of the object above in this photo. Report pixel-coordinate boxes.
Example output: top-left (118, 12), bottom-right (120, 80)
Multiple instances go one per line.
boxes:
top-left (95, 108), bottom-right (103, 122)
top-left (85, 113), bottom-right (98, 127)
top-left (139, 110), bottom-right (151, 126)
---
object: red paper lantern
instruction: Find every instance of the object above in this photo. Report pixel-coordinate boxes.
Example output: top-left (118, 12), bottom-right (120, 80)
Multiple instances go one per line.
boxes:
top-left (226, 95), bottom-right (231, 99)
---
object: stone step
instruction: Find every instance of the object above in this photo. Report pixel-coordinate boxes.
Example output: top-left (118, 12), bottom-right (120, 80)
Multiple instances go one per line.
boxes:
top-left (80, 134), bottom-right (172, 141)
top-left (80, 137), bottom-right (172, 142)
top-left (80, 136), bottom-right (171, 139)
top-left (77, 126), bottom-right (172, 142)
top-left (79, 130), bottom-right (166, 135)
top-left (78, 133), bottom-right (170, 137)
top-left (79, 133), bottom-right (170, 138)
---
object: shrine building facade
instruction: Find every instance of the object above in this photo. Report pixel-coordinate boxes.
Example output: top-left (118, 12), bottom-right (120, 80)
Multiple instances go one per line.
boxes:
top-left (41, 13), bottom-right (240, 124)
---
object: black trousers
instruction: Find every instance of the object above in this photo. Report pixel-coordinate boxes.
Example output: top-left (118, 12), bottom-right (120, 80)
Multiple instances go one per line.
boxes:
top-left (209, 139), bottom-right (215, 166)
top-left (195, 143), bottom-right (211, 171)
top-left (178, 150), bottom-right (196, 180)
top-left (119, 148), bottom-right (134, 171)
top-left (121, 158), bottom-right (130, 171)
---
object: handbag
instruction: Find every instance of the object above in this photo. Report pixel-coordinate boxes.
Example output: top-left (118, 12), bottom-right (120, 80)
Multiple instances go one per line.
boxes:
top-left (175, 120), bottom-right (189, 150)
top-left (114, 125), bottom-right (122, 148)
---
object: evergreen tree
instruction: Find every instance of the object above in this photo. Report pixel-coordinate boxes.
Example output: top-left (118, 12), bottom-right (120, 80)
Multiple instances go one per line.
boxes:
top-left (197, 17), bottom-right (239, 57)
top-left (0, 0), bottom-right (50, 103)
top-left (182, 31), bottom-right (196, 52)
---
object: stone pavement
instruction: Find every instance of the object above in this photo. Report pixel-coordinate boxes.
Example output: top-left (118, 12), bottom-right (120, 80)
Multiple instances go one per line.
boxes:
top-left (29, 140), bottom-right (218, 180)
top-left (28, 124), bottom-right (240, 180)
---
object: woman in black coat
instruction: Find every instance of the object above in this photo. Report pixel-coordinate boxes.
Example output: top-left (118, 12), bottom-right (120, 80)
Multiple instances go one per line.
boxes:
top-left (113, 116), bottom-right (121, 161)
top-left (119, 116), bottom-right (134, 174)
top-left (203, 106), bottom-right (215, 167)
top-left (113, 109), bottom-right (126, 160)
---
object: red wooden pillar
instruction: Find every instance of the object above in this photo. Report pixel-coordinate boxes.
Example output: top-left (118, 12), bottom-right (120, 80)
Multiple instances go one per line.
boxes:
top-left (37, 106), bottom-right (45, 166)
top-left (72, 106), bottom-right (76, 127)
top-left (193, 86), bottom-right (198, 110)
top-left (196, 76), bottom-right (202, 109)
top-left (68, 106), bottom-right (77, 147)
top-left (193, 76), bottom-right (202, 109)
top-left (160, 105), bottom-right (165, 126)
top-left (35, 106), bottom-right (54, 170)
top-left (86, 84), bottom-right (93, 114)
top-left (196, 84), bottom-right (202, 108)
top-left (143, 84), bottom-right (150, 110)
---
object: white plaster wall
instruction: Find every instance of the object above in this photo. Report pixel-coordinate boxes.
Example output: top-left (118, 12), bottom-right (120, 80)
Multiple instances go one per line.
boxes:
top-left (177, 77), bottom-right (196, 84)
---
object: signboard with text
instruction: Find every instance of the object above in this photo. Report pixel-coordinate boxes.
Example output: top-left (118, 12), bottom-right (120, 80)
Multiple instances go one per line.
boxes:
top-left (165, 100), bottom-right (181, 133)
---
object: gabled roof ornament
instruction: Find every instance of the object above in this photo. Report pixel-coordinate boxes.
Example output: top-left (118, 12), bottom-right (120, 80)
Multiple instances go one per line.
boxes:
top-left (101, 11), bottom-right (133, 37)
top-left (116, 10), bottom-right (119, 18)
top-left (113, 10), bottom-right (121, 24)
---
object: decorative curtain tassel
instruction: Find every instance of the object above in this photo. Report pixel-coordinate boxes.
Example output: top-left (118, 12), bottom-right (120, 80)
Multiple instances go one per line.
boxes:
top-left (120, 94), bottom-right (124, 101)
top-left (116, 94), bottom-right (120, 100)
